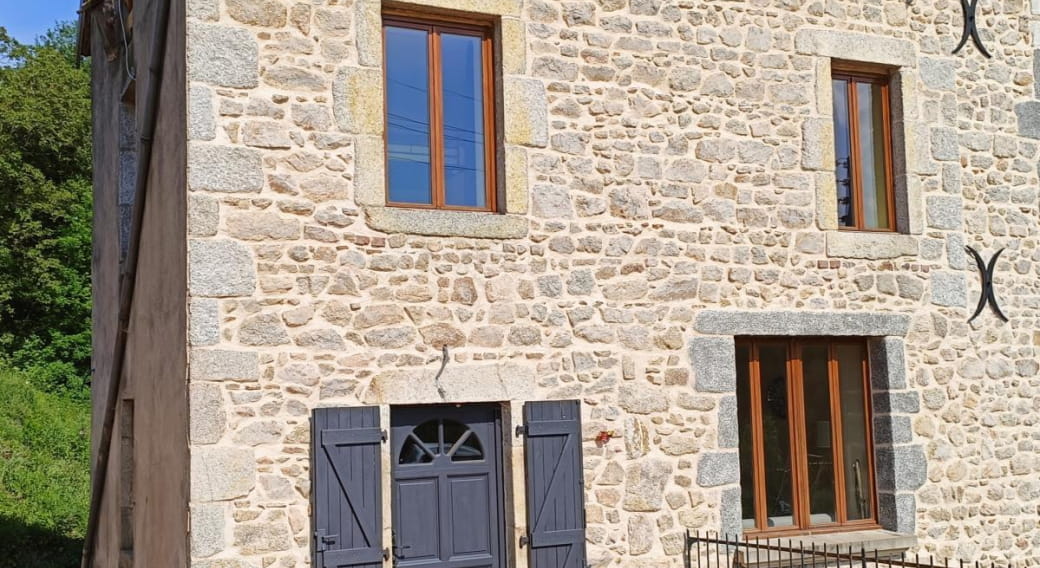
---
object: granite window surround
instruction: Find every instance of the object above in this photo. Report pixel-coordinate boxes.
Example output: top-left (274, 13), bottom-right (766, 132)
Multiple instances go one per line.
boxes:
top-left (796, 29), bottom-right (927, 260)
top-left (347, 0), bottom-right (538, 239)
top-left (689, 311), bottom-right (925, 538)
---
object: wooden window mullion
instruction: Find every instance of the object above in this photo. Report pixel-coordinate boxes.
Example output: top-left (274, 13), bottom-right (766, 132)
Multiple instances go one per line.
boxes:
top-left (429, 27), bottom-right (446, 209)
top-left (879, 82), bottom-right (897, 231)
top-left (749, 343), bottom-right (768, 531)
top-left (788, 341), bottom-right (809, 530)
top-left (828, 343), bottom-right (848, 526)
top-left (481, 31), bottom-right (497, 212)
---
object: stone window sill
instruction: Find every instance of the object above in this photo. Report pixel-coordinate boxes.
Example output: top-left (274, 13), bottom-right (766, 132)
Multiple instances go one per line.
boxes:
top-left (739, 530), bottom-right (917, 567)
top-left (826, 231), bottom-right (918, 260)
top-left (363, 206), bottom-right (528, 239)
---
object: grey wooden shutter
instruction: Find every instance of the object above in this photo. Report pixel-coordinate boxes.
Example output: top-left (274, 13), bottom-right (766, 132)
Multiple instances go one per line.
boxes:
top-left (312, 407), bottom-right (384, 568)
top-left (523, 400), bottom-right (587, 568)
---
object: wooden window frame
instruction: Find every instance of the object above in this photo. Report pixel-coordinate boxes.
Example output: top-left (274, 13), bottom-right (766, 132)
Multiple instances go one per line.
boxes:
top-left (832, 62), bottom-right (897, 233)
top-left (382, 11), bottom-right (497, 213)
top-left (738, 337), bottom-right (880, 537)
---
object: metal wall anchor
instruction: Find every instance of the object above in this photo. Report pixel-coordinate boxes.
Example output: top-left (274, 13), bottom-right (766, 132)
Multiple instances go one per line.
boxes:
top-left (952, 0), bottom-right (992, 58)
top-left (966, 246), bottom-right (1007, 323)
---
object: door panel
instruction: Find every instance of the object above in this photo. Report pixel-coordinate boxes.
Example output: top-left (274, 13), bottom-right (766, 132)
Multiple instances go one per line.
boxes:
top-left (391, 405), bottom-right (504, 568)
top-left (449, 476), bottom-right (492, 556)
top-left (396, 478), bottom-right (441, 560)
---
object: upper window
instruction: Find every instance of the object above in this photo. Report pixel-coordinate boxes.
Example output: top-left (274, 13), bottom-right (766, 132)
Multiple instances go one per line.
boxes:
top-left (832, 64), bottom-right (896, 231)
top-left (383, 14), bottom-right (496, 211)
top-left (736, 338), bottom-right (876, 534)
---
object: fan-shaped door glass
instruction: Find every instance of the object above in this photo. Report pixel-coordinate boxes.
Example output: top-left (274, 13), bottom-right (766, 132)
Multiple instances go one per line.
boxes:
top-left (398, 418), bottom-right (484, 464)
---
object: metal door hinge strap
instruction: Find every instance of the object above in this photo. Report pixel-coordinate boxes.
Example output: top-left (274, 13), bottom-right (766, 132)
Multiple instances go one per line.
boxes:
top-left (515, 424), bottom-right (527, 437)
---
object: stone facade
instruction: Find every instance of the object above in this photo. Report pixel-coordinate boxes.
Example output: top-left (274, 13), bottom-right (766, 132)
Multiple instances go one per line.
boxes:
top-left (175, 0), bottom-right (1040, 566)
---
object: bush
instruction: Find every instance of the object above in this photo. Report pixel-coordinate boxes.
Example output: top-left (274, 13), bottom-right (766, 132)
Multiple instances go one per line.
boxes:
top-left (0, 368), bottom-right (89, 566)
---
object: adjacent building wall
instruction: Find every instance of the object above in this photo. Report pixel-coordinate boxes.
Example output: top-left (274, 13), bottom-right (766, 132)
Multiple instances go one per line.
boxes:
top-left (183, 0), bottom-right (1040, 566)
top-left (88, 3), bottom-right (128, 564)
top-left (88, 0), bottom-right (189, 565)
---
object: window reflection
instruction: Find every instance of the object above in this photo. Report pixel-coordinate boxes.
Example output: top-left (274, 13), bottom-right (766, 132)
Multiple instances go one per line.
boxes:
top-left (831, 68), bottom-right (894, 231)
top-left (385, 25), bottom-right (432, 205)
top-left (441, 33), bottom-right (486, 208)
top-left (383, 19), bottom-right (492, 210)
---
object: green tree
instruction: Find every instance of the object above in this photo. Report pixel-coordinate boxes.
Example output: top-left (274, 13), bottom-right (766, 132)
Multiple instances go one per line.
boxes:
top-left (0, 23), bottom-right (92, 398)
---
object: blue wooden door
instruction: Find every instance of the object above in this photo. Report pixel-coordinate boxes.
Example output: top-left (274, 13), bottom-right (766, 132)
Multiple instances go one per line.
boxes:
top-left (391, 405), bottom-right (505, 568)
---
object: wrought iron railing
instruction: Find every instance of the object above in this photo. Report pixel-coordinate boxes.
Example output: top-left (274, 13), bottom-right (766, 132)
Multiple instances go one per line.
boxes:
top-left (684, 531), bottom-right (1036, 568)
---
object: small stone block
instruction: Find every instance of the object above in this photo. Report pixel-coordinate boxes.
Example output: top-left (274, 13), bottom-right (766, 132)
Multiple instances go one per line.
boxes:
top-left (868, 337), bottom-right (908, 390)
top-left (875, 445), bottom-right (927, 493)
top-left (696, 452), bottom-right (740, 488)
top-left (689, 336), bottom-right (736, 393)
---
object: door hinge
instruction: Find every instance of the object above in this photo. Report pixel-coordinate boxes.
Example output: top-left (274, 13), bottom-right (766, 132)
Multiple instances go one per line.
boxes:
top-left (383, 548), bottom-right (390, 560)
top-left (519, 533), bottom-right (530, 548)
top-left (381, 429), bottom-right (388, 442)
top-left (515, 424), bottom-right (527, 437)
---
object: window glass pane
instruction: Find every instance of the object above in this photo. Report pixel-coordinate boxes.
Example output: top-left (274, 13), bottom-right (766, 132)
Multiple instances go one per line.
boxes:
top-left (415, 420), bottom-right (441, 454)
top-left (758, 344), bottom-right (794, 528)
top-left (856, 81), bottom-right (891, 229)
top-left (736, 344), bottom-right (757, 529)
top-left (832, 79), bottom-right (855, 228)
top-left (835, 343), bottom-right (872, 521)
top-left (801, 345), bottom-right (837, 525)
top-left (399, 434), bottom-right (435, 464)
top-left (386, 26), bottom-right (432, 205)
top-left (440, 32), bottom-right (487, 208)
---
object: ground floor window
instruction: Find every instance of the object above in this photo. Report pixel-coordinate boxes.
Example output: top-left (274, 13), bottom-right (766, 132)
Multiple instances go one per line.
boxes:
top-left (736, 338), bottom-right (876, 533)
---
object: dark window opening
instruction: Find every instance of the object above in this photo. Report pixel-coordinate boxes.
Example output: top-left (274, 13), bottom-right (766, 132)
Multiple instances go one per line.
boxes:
top-left (737, 338), bottom-right (877, 534)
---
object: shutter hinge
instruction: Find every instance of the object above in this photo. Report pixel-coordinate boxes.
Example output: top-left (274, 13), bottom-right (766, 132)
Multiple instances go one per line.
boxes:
top-left (383, 548), bottom-right (390, 560)
top-left (314, 530), bottom-right (338, 552)
top-left (381, 429), bottom-right (387, 442)
top-left (515, 424), bottom-right (527, 437)
top-left (519, 533), bottom-right (530, 548)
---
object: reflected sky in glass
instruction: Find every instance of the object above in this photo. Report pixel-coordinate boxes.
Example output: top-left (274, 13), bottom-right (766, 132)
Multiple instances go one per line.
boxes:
top-left (386, 26), bottom-right (432, 205)
top-left (441, 33), bottom-right (486, 208)
top-left (385, 26), bottom-right (488, 208)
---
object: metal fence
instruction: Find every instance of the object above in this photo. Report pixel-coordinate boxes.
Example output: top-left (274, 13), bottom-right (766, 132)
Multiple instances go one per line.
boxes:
top-left (684, 531), bottom-right (1036, 568)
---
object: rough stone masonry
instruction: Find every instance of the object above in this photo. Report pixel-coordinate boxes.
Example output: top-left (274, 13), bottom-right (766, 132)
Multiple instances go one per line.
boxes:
top-left (182, 0), bottom-right (1040, 566)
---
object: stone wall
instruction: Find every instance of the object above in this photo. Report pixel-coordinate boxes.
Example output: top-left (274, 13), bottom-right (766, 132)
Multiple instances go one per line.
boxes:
top-left (183, 0), bottom-right (1040, 566)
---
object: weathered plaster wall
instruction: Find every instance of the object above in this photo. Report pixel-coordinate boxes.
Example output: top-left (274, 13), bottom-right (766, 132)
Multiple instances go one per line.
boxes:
top-left (183, 0), bottom-right (1040, 566)
top-left (89, 0), bottom-right (190, 566)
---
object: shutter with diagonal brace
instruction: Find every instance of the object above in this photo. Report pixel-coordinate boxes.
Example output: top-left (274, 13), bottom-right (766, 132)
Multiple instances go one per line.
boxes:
top-left (522, 400), bottom-right (588, 568)
top-left (312, 406), bottom-right (384, 568)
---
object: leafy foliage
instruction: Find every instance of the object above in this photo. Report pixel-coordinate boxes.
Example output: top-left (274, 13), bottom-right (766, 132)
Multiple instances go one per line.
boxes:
top-left (0, 367), bottom-right (90, 566)
top-left (0, 22), bottom-right (93, 398)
